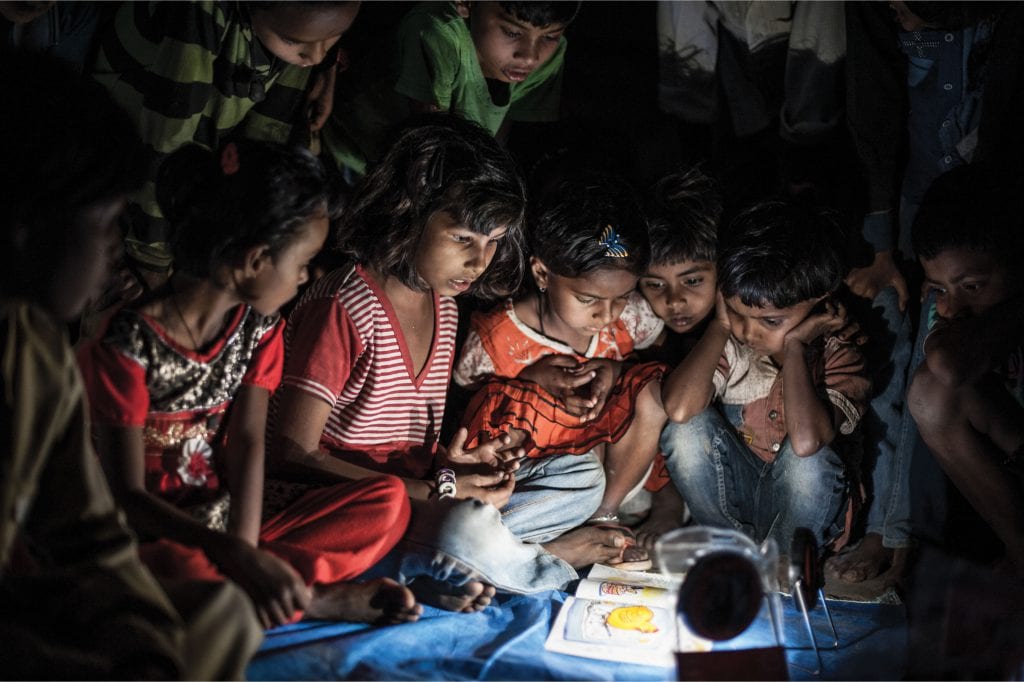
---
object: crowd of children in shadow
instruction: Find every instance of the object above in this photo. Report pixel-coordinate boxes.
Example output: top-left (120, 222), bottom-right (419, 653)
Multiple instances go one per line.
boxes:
top-left (2, 0), bottom-right (1023, 677)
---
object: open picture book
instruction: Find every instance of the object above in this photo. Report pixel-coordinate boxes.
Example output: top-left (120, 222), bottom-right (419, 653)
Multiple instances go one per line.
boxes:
top-left (544, 564), bottom-right (712, 666)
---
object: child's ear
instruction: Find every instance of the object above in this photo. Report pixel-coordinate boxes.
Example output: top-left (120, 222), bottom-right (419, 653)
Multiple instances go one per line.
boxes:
top-left (455, 1), bottom-right (471, 19)
top-left (530, 256), bottom-right (549, 291)
top-left (243, 244), bottom-right (273, 277)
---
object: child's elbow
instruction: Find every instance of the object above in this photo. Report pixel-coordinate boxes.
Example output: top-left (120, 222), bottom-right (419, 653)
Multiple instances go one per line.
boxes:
top-left (789, 429), bottom-right (834, 457)
top-left (663, 394), bottom-right (708, 424)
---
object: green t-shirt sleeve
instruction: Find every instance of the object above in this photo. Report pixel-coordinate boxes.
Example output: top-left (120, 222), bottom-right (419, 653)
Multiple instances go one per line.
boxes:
top-left (509, 37), bottom-right (567, 122)
top-left (394, 14), bottom-right (462, 110)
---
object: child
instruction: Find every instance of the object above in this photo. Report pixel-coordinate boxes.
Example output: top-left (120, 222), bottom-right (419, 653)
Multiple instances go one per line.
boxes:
top-left (272, 116), bottom-right (632, 608)
top-left (92, 1), bottom-right (360, 278)
top-left (631, 165), bottom-right (722, 547)
top-left (660, 201), bottom-right (871, 554)
top-left (907, 165), bottom-right (1024, 575)
top-left (639, 165), bottom-right (722, 362)
top-left (0, 51), bottom-right (261, 679)
top-left (455, 173), bottom-right (668, 544)
top-left (324, 1), bottom-right (579, 176)
top-left (78, 140), bottom-right (420, 628)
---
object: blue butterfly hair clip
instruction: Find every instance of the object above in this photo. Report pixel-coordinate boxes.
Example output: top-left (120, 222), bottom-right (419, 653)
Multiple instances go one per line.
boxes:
top-left (598, 224), bottom-right (629, 258)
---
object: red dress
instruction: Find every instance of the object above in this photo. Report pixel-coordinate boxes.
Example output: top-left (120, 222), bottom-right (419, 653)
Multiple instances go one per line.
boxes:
top-left (78, 304), bottom-right (409, 593)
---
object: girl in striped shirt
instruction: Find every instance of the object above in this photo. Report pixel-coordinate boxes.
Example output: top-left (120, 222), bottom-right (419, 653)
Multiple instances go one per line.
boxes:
top-left (272, 116), bottom-right (634, 610)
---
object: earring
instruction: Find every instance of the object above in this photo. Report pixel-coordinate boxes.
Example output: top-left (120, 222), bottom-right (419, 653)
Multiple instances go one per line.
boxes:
top-left (538, 286), bottom-right (546, 293)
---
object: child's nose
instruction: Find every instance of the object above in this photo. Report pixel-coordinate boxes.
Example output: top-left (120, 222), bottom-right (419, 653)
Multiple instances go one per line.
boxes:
top-left (515, 38), bottom-right (542, 66)
top-left (301, 41), bottom-right (327, 66)
top-left (938, 294), bottom-right (966, 320)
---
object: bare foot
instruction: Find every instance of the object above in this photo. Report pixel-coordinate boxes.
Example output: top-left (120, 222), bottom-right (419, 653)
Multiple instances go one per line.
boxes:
top-left (825, 533), bottom-right (894, 583)
top-left (543, 526), bottom-right (633, 569)
top-left (305, 578), bottom-right (422, 624)
top-left (410, 577), bottom-right (496, 613)
top-left (633, 485), bottom-right (688, 552)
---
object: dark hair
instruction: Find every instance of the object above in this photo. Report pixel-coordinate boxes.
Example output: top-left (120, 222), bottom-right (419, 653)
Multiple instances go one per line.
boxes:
top-left (157, 141), bottom-right (339, 278)
top-left (531, 173), bottom-right (650, 279)
top-left (498, 1), bottom-right (581, 27)
top-left (338, 114), bottom-right (527, 300)
top-left (646, 165), bottom-right (721, 266)
top-left (718, 201), bottom-right (846, 309)
top-left (912, 164), bottom-right (1023, 265)
top-left (0, 50), bottom-right (143, 291)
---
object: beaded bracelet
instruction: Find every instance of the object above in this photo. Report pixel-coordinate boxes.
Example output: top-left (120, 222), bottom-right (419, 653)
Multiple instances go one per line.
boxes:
top-left (435, 467), bottom-right (456, 500)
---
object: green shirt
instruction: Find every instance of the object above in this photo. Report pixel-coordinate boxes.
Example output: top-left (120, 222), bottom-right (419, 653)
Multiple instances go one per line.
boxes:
top-left (324, 1), bottom-right (566, 175)
top-left (92, 1), bottom-right (311, 269)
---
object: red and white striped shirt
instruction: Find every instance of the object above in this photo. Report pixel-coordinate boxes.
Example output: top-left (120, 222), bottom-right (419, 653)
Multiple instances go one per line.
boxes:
top-left (280, 265), bottom-right (458, 478)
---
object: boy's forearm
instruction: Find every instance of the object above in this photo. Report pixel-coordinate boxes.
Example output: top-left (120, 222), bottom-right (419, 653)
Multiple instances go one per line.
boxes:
top-left (782, 340), bottom-right (835, 456)
top-left (663, 322), bottom-right (729, 422)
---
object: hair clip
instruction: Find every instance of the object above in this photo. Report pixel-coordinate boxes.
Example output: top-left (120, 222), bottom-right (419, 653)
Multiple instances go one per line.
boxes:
top-left (220, 143), bottom-right (240, 176)
top-left (599, 224), bottom-right (628, 257)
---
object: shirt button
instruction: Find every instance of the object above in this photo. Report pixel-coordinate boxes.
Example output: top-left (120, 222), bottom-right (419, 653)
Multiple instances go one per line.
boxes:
top-left (771, 442), bottom-right (781, 453)
top-left (944, 33), bottom-right (954, 42)
top-left (768, 410), bottom-right (778, 420)
top-left (944, 155), bottom-right (953, 164)
top-left (943, 83), bottom-right (953, 91)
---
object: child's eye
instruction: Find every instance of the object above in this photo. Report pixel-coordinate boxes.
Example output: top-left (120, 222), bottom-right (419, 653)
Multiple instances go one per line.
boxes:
top-left (543, 33), bottom-right (562, 43)
top-left (640, 280), bottom-right (664, 290)
top-left (762, 319), bottom-right (782, 328)
top-left (501, 27), bottom-right (521, 38)
top-left (684, 277), bottom-right (704, 287)
top-left (280, 36), bottom-right (299, 46)
top-left (576, 297), bottom-right (596, 305)
top-left (451, 234), bottom-right (472, 244)
top-left (962, 280), bottom-right (986, 292)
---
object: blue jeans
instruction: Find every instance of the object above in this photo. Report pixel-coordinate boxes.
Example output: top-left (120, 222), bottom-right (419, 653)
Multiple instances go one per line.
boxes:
top-left (862, 289), bottom-right (939, 548)
top-left (360, 452), bottom-right (604, 593)
top-left (660, 406), bottom-right (848, 552)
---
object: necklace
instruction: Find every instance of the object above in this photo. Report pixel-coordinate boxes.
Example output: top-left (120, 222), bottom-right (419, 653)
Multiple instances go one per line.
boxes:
top-left (169, 286), bottom-right (201, 351)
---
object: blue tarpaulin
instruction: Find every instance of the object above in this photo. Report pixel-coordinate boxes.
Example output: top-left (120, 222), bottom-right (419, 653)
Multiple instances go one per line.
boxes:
top-left (249, 590), bottom-right (906, 680)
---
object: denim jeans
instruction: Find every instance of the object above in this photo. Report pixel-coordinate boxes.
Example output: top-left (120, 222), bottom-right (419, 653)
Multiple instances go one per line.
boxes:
top-left (862, 289), bottom-right (938, 548)
top-left (660, 406), bottom-right (848, 553)
top-left (359, 452), bottom-right (604, 594)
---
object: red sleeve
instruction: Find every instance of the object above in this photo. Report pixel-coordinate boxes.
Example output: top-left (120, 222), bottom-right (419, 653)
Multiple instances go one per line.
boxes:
top-left (281, 296), bottom-right (364, 406)
top-left (77, 339), bottom-right (150, 427)
top-left (241, 317), bottom-right (285, 391)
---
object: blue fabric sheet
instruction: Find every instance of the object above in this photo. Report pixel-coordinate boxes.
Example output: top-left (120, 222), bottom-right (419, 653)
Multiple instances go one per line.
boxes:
top-left (248, 590), bottom-right (906, 680)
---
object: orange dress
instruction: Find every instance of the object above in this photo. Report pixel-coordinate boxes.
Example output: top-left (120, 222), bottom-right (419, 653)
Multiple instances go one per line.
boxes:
top-left (455, 294), bottom-right (668, 461)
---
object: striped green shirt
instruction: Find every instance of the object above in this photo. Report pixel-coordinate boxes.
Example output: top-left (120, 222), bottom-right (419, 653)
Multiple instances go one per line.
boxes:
top-left (93, 1), bottom-right (311, 268)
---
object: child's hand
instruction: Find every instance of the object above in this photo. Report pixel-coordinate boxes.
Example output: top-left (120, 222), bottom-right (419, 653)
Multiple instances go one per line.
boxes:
top-left (785, 298), bottom-right (848, 348)
top-left (833, 316), bottom-right (868, 346)
top-left (442, 427), bottom-right (524, 472)
top-left (456, 468), bottom-right (516, 509)
top-left (574, 358), bottom-right (621, 422)
top-left (518, 354), bottom-right (599, 417)
top-left (209, 536), bottom-right (311, 629)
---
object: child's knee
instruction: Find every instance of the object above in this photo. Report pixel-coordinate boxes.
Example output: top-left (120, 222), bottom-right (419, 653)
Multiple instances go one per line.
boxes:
top-left (908, 365), bottom-right (958, 435)
top-left (779, 443), bottom-right (845, 493)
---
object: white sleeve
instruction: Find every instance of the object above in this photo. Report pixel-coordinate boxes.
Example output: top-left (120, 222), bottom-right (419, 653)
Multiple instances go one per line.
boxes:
top-left (452, 329), bottom-right (496, 388)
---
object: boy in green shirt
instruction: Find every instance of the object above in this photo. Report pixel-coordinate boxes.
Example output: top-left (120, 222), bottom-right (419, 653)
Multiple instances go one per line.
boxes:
top-left (324, 1), bottom-right (579, 176)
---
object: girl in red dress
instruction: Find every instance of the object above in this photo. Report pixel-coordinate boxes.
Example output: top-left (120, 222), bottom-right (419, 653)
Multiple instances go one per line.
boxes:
top-left (79, 140), bottom-right (420, 628)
